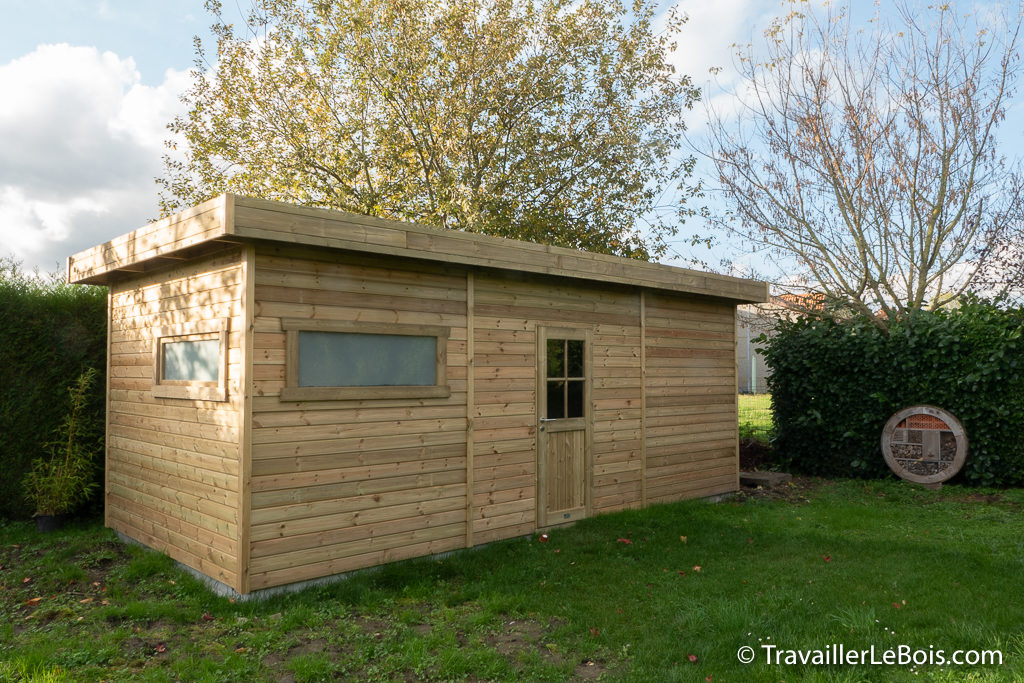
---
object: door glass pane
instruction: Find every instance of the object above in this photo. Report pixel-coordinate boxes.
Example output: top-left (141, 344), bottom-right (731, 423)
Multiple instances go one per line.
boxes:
top-left (546, 339), bottom-right (564, 378)
top-left (546, 380), bottom-right (565, 419)
top-left (162, 339), bottom-right (220, 382)
top-left (298, 331), bottom-right (436, 387)
top-left (567, 340), bottom-right (584, 378)
top-left (566, 380), bottom-right (584, 418)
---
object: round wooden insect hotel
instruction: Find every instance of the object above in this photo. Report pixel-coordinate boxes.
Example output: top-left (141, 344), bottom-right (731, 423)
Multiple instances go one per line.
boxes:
top-left (880, 406), bottom-right (967, 489)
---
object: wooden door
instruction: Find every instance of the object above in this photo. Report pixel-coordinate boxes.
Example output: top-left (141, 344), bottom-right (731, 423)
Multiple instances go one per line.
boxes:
top-left (537, 326), bottom-right (591, 528)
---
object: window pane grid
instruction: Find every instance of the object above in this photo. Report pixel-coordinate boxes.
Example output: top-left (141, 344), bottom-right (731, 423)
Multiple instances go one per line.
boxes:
top-left (545, 337), bottom-right (585, 419)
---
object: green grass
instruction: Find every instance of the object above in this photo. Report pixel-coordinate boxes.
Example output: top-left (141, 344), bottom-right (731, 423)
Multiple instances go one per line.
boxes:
top-left (2, 479), bottom-right (1023, 681)
top-left (739, 393), bottom-right (773, 443)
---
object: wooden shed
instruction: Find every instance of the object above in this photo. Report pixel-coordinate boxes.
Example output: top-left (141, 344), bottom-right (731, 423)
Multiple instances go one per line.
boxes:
top-left (68, 194), bottom-right (768, 596)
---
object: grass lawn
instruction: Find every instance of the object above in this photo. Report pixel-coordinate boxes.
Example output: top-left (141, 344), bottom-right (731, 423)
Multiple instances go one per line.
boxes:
top-left (739, 394), bottom-right (773, 443)
top-left (2, 478), bottom-right (1023, 682)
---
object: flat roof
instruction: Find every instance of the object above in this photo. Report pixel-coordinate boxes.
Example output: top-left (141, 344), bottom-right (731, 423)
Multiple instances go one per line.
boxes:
top-left (68, 194), bottom-right (768, 303)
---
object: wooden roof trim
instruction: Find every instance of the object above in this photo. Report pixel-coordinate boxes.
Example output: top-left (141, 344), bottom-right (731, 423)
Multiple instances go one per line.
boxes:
top-left (228, 196), bottom-right (767, 302)
top-left (67, 196), bottom-right (230, 284)
top-left (68, 193), bottom-right (768, 302)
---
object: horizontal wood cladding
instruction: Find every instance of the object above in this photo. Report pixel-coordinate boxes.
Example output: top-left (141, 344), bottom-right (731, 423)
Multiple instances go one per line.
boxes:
top-left (643, 293), bottom-right (739, 503)
top-left (471, 273), bottom-right (643, 538)
top-left (248, 248), bottom-right (468, 586)
top-left (106, 249), bottom-right (245, 591)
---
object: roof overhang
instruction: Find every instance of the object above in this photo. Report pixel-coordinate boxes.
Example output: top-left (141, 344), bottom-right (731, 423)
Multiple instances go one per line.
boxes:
top-left (68, 194), bottom-right (769, 303)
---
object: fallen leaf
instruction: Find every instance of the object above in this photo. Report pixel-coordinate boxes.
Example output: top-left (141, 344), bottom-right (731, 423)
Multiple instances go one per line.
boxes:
top-left (22, 577), bottom-right (31, 584)
top-left (25, 597), bottom-right (42, 606)
top-left (680, 536), bottom-right (688, 543)
top-left (616, 538), bottom-right (632, 545)
top-left (202, 612), bottom-right (216, 621)
top-left (101, 600), bottom-right (110, 605)
top-left (706, 676), bottom-right (714, 682)
top-left (693, 565), bottom-right (702, 572)
top-left (677, 570), bottom-right (686, 576)
top-left (589, 627), bottom-right (600, 636)
top-left (93, 582), bottom-right (101, 587)
top-left (168, 580), bottom-right (176, 585)
top-left (823, 555), bottom-right (831, 563)
top-left (688, 653), bottom-right (698, 663)
top-left (235, 647), bottom-right (248, 654)
top-left (155, 643), bottom-right (167, 653)
top-left (79, 597), bottom-right (94, 604)
top-left (893, 602), bottom-right (902, 609)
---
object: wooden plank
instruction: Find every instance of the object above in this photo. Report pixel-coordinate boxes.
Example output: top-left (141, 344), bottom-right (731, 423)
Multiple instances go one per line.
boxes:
top-left (251, 428), bottom-right (465, 459)
top-left (251, 482), bottom-right (466, 524)
top-left (252, 443), bottom-right (465, 476)
top-left (251, 495), bottom-right (466, 542)
top-left (251, 470), bottom-right (466, 509)
top-left (249, 521), bottom-right (466, 574)
top-left (251, 508), bottom-right (466, 558)
top-left (238, 244), bottom-right (255, 593)
top-left (250, 455), bottom-right (465, 493)
top-left (465, 271), bottom-right (476, 548)
top-left (249, 534), bottom-right (465, 591)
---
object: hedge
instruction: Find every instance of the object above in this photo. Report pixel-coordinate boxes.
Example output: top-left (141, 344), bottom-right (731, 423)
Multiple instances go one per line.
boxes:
top-left (0, 259), bottom-right (107, 519)
top-left (762, 298), bottom-right (1024, 486)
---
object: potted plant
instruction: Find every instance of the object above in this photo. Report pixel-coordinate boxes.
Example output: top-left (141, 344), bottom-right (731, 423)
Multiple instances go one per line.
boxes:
top-left (23, 368), bottom-right (101, 531)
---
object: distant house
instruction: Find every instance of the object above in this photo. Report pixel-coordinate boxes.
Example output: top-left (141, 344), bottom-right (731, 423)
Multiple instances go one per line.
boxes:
top-left (68, 194), bottom-right (768, 596)
top-left (736, 293), bottom-right (825, 394)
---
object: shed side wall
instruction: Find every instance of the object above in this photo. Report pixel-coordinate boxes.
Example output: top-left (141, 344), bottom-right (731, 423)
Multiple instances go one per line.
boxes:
top-left (106, 248), bottom-right (245, 590)
top-left (248, 247), bottom-right (469, 591)
top-left (470, 272), bottom-right (644, 541)
top-left (643, 292), bottom-right (739, 501)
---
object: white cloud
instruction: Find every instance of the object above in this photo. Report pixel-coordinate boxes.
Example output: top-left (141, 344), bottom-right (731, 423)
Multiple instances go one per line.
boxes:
top-left (0, 44), bottom-right (189, 272)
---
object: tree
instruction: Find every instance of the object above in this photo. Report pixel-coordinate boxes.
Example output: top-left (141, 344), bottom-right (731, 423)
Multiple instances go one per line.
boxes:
top-left (704, 1), bottom-right (1024, 324)
top-left (159, 0), bottom-right (701, 260)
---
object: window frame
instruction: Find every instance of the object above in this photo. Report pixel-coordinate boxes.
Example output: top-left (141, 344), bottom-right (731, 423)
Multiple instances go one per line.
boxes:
top-left (280, 319), bottom-right (451, 401)
top-left (152, 318), bottom-right (229, 402)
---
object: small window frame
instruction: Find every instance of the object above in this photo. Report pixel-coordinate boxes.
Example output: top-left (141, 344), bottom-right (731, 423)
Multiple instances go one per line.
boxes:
top-left (152, 318), bottom-right (229, 402)
top-left (280, 319), bottom-right (451, 401)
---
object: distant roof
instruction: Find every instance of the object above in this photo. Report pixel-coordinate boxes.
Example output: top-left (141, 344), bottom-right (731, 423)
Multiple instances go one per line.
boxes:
top-left (68, 194), bottom-right (768, 303)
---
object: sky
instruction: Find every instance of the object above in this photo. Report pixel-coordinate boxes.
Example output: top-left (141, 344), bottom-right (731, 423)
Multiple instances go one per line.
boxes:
top-left (0, 0), bottom-right (797, 275)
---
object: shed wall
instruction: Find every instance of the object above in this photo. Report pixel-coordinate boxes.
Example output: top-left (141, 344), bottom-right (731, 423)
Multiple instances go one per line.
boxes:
top-left (106, 248), bottom-right (246, 590)
top-left (643, 292), bottom-right (738, 502)
top-left (248, 247), bottom-right (469, 590)
top-left (470, 272), bottom-right (644, 543)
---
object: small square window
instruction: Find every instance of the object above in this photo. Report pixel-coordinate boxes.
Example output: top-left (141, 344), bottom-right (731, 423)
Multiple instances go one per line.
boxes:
top-left (152, 319), bottom-right (228, 401)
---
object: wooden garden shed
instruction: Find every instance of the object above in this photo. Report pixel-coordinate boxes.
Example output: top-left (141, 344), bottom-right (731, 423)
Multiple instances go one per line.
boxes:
top-left (68, 194), bottom-right (768, 596)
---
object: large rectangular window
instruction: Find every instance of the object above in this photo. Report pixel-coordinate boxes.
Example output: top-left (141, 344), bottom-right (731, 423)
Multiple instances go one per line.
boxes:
top-left (281, 319), bottom-right (451, 401)
top-left (152, 319), bottom-right (228, 401)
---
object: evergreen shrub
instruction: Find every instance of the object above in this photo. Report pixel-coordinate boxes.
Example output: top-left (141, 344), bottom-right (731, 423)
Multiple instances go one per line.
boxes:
top-left (762, 299), bottom-right (1024, 486)
top-left (0, 259), bottom-right (106, 518)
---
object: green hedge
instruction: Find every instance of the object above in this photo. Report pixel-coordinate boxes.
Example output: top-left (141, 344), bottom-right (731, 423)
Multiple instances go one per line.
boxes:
top-left (762, 299), bottom-right (1024, 487)
top-left (0, 260), bottom-right (107, 519)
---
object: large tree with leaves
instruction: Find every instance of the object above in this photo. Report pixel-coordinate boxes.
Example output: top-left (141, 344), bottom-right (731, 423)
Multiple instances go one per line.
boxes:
top-left (159, 0), bottom-right (700, 259)
top-left (704, 1), bottom-right (1024, 323)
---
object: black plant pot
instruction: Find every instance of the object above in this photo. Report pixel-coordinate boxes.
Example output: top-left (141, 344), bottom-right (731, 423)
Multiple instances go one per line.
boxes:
top-left (34, 514), bottom-right (67, 533)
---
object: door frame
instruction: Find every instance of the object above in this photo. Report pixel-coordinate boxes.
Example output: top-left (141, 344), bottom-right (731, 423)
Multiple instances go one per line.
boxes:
top-left (536, 325), bottom-right (593, 528)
